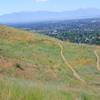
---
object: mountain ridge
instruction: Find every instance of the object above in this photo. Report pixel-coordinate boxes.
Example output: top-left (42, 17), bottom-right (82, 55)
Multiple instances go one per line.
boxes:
top-left (0, 8), bottom-right (100, 23)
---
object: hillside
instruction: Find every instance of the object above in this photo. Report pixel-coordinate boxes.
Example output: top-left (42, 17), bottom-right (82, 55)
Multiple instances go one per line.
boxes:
top-left (0, 25), bottom-right (100, 100)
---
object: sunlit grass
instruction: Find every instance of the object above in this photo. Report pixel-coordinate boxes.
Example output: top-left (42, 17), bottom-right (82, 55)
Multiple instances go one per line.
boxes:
top-left (0, 26), bottom-right (100, 100)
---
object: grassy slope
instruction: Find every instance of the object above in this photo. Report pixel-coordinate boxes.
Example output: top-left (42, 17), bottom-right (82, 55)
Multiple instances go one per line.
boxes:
top-left (0, 25), bottom-right (100, 100)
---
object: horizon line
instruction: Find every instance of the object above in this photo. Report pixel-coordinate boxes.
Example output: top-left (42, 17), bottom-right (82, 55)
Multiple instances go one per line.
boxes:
top-left (0, 7), bottom-right (100, 16)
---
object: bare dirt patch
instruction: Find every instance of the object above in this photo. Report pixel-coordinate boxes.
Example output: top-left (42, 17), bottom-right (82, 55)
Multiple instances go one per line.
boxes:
top-left (0, 56), bottom-right (15, 68)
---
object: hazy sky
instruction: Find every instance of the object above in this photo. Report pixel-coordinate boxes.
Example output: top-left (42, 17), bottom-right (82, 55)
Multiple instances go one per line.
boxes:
top-left (0, 0), bottom-right (100, 15)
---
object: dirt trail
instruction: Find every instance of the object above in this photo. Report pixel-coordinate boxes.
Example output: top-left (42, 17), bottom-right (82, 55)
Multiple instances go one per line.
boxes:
top-left (94, 50), bottom-right (100, 71)
top-left (42, 39), bottom-right (85, 83)
top-left (57, 41), bottom-right (85, 83)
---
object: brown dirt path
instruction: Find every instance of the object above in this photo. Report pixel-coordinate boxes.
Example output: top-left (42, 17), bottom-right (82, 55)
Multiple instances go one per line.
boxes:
top-left (94, 50), bottom-right (100, 71)
top-left (57, 41), bottom-right (85, 83)
top-left (32, 39), bottom-right (86, 83)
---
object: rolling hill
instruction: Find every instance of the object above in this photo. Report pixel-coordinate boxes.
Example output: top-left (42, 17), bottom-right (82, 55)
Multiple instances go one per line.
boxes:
top-left (0, 25), bottom-right (100, 100)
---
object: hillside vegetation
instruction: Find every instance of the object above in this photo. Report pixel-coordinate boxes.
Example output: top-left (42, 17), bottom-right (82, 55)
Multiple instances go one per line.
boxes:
top-left (0, 25), bottom-right (100, 100)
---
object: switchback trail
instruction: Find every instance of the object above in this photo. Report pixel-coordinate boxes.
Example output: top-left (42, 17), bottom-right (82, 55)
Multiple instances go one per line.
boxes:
top-left (94, 50), bottom-right (100, 71)
top-left (57, 41), bottom-right (85, 83)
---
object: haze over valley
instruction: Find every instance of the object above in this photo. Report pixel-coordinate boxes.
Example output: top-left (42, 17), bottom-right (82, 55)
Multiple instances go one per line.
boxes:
top-left (0, 8), bottom-right (100, 23)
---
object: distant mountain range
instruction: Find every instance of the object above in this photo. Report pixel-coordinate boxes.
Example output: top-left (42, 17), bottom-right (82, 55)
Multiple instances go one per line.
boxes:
top-left (0, 8), bottom-right (100, 23)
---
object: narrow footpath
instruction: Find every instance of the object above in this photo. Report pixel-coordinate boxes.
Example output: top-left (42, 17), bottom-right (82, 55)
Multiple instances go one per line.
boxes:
top-left (57, 41), bottom-right (85, 83)
top-left (94, 50), bottom-right (100, 71)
